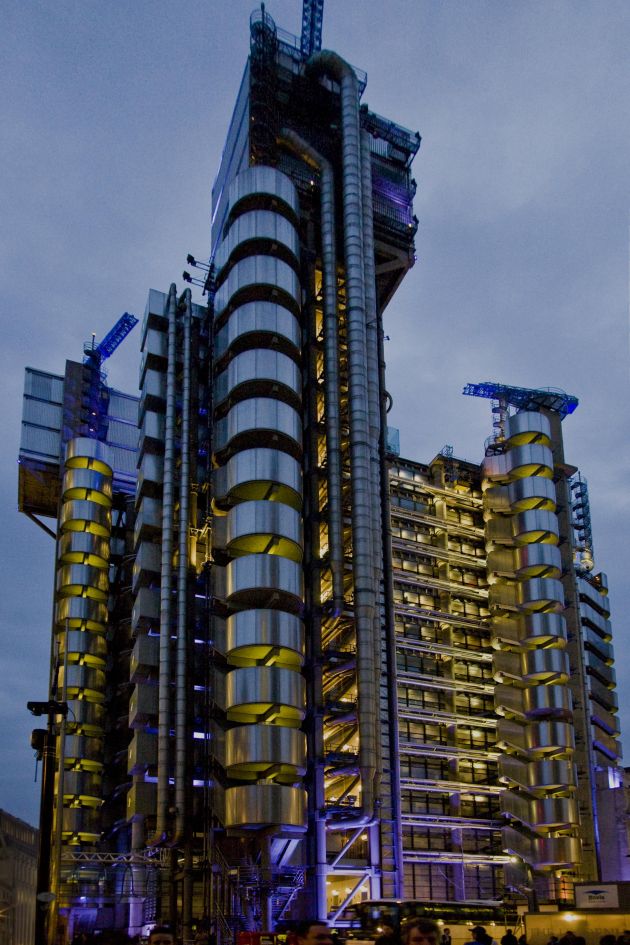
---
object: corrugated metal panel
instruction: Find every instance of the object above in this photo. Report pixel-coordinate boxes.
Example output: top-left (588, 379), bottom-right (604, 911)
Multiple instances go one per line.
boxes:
top-left (107, 419), bottom-right (139, 450)
top-left (108, 445), bottom-right (138, 477)
top-left (22, 398), bottom-right (63, 431)
top-left (24, 369), bottom-right (64, 403)
top-left (108, 392), bottom-right (139, 424)
top-left (20, 424), bottom-right (61, 459)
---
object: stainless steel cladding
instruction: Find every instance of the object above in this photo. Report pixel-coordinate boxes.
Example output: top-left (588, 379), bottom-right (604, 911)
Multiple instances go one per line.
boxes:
top-left (214, 301), bottom-right (301, 359)
top-left (213, 166), bottom-right (307, 831)
top-left (214, 448), bottom-right (302, 510)
top-left (483, 412), bottom-right (579, 871)
top-left (53, 437), bottom-right (113, 846)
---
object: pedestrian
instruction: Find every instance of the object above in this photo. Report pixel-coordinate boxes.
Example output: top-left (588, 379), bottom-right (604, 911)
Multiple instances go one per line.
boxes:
top-left (375, 924), bottom-right (397, 945)
top-left (294, 921), bottom-right (335, 945)
top-left (148, 928), bottom-right (176, 945)
top-left (502, 930), bottom-right (518, 945)
top-left (400, 918), bottom-right (440, 945)
top-left (464, 928), bottom-right (497, 945)
top-left (441, 929), bottom-right (452, 945)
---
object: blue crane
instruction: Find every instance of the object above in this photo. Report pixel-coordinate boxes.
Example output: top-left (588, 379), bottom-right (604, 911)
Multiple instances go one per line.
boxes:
top-left (84, 312), bottom-right (139, 370)
top-left (301, 0), bottom-right (324, 57)
top-left (463, 381), bottom-right (578, 419)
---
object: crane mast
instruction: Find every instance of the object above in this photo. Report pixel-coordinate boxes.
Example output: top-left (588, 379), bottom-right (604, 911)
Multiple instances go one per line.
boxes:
top-left (301, 0), bottom-right (324, 57)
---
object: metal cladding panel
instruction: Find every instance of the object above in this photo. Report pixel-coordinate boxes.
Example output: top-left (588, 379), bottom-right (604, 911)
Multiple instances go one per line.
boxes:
top-left (522, 612), bottom-right (567, 646)
top-left (65, 438), bottom-right (113, 474)
top-left (60, 665), bottom-right (106, 696)
top-left (62, 467), bottom-right (113, 504)
top-left (133, 541), bottom-right (161, 578)
top-left (65, 699), bottom-right (105, 730)
top-left (141, 409), bottom-right (165, 443)
top-left (506, 443), bottom-right (554, 478)
top-left (584, 649), bottom-right (615, 685)
top-left (215, 301), bottom-right (301, 358)
top-left (215, 398), bottom-right (302, 454)
top-left (130, 633), bottom-right (159, 680)
top-left (512, 509), bottom-right (560, 544)
top-left (56, 564), bottom-right (109, 599)
top-left (532, 834), bottom-right (581, 870)
top-left (134, 497), bottom-right (162, 542)
top-left (128, 682), bottom-right (159, 726)
top-left (227, 166), bottom-right (299, 218)
top-left (225, 724), bottom-right (307, 771)
top-left (59, 500), bottom-right (112, 537)
top-left (128, 730), bottom-right (158, 773)
top-left (58, 532), bottom-right (110, 567)
top-left (214, 210), bottom-right (300, 274)
top-left (508, 476), bottom-right (557, 511)
top-left (226, 499), bottom-right (303, 560)
top-left (523, 649), bottom-right (570, 682)
top-left (226, 609), bottom-right (304, 664)
top-left (20, 424), bottom-right (61, 460)
top-left (60, 631), bottom-right (107, 664)
top-left (522, 684), bottom-right (572, 716)
top-left (22, 397), bottom-right (63, 431)
top-left (108, 391), bottom-right (139, 424)
top-left (589, 676), bottom-right (618, 711)
top-left (62, 808), bottom-right (101, 837)
top-left (64, 735), bottom-right (104, 764)
top-left (55, 597), bottom-right (108, 632)
top-left (225, 665), bottom-right (306, 716)
top-left (519, 577), bottom-right (565, 611)
top-left (25, 367), bottom-right (64, 402)
top-left (210, 61), bottom-right (250, 247)
top-left (499, 756), bottom-right (575, 791)
top-left (514, 543), bottom-right (562, 578)
top-left (63, 770), bottom-right (102, 799)
top-left (494, 683), bottom-right (524, 717)
top-left (214, 256), bottom-right (300, 316)
top-left (483, 444), bottom-right (554, 482)
top-left (131, 587), bottom-right (160, 632)
top-left (501, 794), bottom-right (578, 830)
top-left (224, 783), bottom-right (307, 830)
top-left (506, 411), bottom-right (552, 446)
top-left (214, 348), bottom-right (302, 405)
top-left (214, 448), bottom-right (302, 510)
top-left (580, 602), bottom-right (612, 639)
top-left (578, 576), bottom-right (611, 618)
top-left (584, 626), bottom-right (613, 663)
top-left (127, 780), bottom-right (157, 818)
top-left (106, 419), bottom-right (139, 450)
top-left (226, 553), bottom-right (303, 609)
top-left (526, 720), bottom-right (575, 753)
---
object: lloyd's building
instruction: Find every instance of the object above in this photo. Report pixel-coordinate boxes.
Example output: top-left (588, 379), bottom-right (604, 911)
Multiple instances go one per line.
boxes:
top-left (17, 4), bottom-right (628, 941)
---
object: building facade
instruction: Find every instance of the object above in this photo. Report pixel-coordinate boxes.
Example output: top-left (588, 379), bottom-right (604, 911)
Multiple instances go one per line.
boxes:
top-left (17, 6), bottom-right (627, 943)
top-left (0, 811), bottom-right (38, 945)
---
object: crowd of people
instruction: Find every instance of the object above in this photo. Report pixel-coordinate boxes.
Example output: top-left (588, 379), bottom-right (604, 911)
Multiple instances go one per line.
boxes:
top-left (73, 918), bottom-right (630, 945)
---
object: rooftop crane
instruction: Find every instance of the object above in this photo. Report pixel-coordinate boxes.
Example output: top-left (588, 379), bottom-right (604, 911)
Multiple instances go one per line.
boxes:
top-left (83, 312), bottom-right (139, 371)
top-left (301, 0), bottom-right (324, 57)
top-left (463, 380), bottom-right (578, 419)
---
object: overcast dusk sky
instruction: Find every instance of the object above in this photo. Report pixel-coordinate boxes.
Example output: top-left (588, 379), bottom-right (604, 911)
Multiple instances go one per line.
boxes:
top-left (1, 0), bottom-right (629, 825)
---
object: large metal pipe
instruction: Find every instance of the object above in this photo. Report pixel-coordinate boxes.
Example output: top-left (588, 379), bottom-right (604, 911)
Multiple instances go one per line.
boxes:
top-left (175, 289), bottom-right (192, 841)
top-left (307, 50), bottom-right (378, 819)
top-left (156, 283), bottom-right (178, 840)
top-left (376, 277), bottom-right (405, 897)
top-left (279, 128), bottom-right (345, 615)
top-left (360, 127), bottom-right (384, 782)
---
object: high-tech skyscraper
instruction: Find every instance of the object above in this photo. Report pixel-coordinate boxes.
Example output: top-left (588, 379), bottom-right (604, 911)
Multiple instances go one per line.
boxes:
top-left (17, 5), bottom-right (627, 943)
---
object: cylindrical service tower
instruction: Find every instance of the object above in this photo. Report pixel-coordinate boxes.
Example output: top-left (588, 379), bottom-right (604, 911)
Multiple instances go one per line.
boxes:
top-left (212, 166), bottom-right (308, 832)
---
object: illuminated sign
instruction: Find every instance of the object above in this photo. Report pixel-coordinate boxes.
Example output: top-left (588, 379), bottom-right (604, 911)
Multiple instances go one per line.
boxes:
top-left (575, 885), bottom-right (619, 909)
